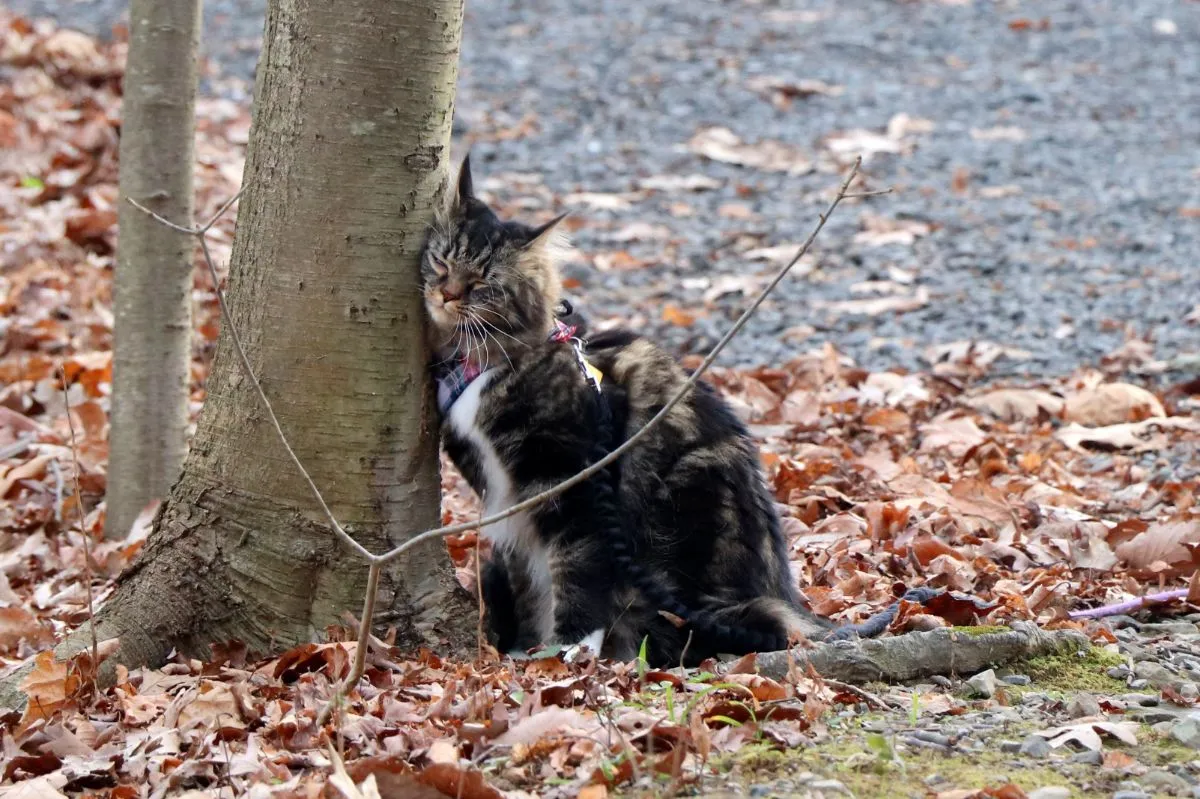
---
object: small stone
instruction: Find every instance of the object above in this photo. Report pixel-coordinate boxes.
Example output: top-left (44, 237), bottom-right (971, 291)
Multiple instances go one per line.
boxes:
top-left (1140, 622), bottom-right (1200, 636)
top-left (923, 774), bottom-right (948, 788)
top-left (1019, 734), bottom-right (1052, 758)
top-left (1174, 718), bottom-right (1200, 750)
top-left (1111, 792), bottom-right (1150, 799)
top-left (1134, 660), bottom-right (1179, 689)
top-left (1068, 693), bottom-right (1103, 718)
top-left (1126, 706), bottom-right (1189, 724)
top-left (1182, 683), bottom-right (1200, 701)
top-left (1070, 750), bottom-right (1104, 766)
top-left (1025, 785), bottom-right (1078, 799)
top-left (1107, 666), bottom-right (1131, 680)
top-left (1000, 740), bottom-right (1022, 753)
top-left (1022, 692), bottom-right (1050, 706)
top-left (1002, 674), bottom-right (1032, 685)
top-left (1129, 679), bottom-right (1150, 690)
top-left (1120, 694), bottom-right (1159, 706)
top-left (1142, 771), bottom-right (1191, 793)
top-left (808, 779), bottom-right (850, 796)
top-left (966, 668), bottom-right (998, 699)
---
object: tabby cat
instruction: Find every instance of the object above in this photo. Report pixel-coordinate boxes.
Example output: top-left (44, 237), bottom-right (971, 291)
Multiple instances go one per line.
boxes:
top-left (422, 156), bottom-right (830, 665)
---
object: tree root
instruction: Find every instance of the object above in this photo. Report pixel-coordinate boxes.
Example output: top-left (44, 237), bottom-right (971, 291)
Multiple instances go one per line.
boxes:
top-left (756, 622), bottom-right (1089, 683)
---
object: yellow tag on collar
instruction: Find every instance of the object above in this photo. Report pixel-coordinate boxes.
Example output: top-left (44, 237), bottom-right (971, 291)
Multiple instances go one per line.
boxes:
top-left (583, 358), bottom-right (604, 388)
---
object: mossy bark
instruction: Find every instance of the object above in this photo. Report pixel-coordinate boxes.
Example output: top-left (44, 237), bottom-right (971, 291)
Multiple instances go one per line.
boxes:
top-left (755, 623), bottom-right (1089, 683)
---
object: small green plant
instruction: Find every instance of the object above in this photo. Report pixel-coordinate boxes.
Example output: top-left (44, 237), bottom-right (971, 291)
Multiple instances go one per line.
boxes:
top-left (865, 732), bottom-right (905, 773)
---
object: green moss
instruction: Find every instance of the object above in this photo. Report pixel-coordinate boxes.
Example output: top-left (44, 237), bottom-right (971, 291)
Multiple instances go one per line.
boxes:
top-left (699, 731), bottom-right (1112, 798)
top-left (1022, 647), bottom-right (1125, 693)
top-left (950, 625), bottom-right (1012, 637)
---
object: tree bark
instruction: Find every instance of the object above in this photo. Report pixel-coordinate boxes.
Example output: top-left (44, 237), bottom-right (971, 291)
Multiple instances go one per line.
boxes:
top-left (107, 0), bottom-right (202, 539)
top-left (0, 0), bottom-right (474, 709)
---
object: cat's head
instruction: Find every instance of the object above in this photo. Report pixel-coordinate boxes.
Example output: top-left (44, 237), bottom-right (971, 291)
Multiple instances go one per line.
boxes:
top-left (422, 155), bottom-right (568, 365)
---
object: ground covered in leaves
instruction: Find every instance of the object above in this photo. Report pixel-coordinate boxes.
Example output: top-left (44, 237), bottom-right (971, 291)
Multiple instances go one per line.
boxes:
top-left (3, 13), bottom-right (1200, 799)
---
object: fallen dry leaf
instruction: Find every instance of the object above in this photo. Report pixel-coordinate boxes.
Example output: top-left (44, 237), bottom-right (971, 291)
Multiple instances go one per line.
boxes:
top-left (814, 288), bottom-right (930, 318)
top-left (1063, 383), bottom-right (1165, 426)
top-left (688, 126), bottom-right (813, 174)
top-left (17, 650), bottom-right (80, 734)
top-left (970, 126), bottom-right (1027, 141)
top-left (1055, 417), bottom-right (1198, 453)
top-left (966, 389), bottom-right (1064, 422)
top-left (1115, 520), bottom-right (1200, 572)
top-left (1036, 720), bottom-right (1139, 751)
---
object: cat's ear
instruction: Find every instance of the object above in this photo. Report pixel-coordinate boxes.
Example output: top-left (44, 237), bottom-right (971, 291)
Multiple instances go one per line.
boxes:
top-left (455, 153), bottom-right (476, 205)
top-left (438, 153), bottom-right (475, 220)
top-left (525, 212), bottom-right (568, 250)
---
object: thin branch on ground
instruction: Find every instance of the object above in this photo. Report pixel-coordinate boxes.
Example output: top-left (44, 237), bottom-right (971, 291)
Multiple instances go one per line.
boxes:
top-left (474, 500), bottom-right (487, 660)
top-left (824, 678), bottom-right (896, 710)
top-left (317, 562), bottom-right (382, 727)
top-left (59, 369), bottom-right (99, 678)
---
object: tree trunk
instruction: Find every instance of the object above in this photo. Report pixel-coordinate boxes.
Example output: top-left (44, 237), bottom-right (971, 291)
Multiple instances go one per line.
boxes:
top-left (107, 0), bottom-right (202, 539)
top-left (0, 0), bottom-right (474, 709)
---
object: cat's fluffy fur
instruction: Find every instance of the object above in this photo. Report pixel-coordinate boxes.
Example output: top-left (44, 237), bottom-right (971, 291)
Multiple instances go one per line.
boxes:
top-left (423, 156), bottom-right (828, 665)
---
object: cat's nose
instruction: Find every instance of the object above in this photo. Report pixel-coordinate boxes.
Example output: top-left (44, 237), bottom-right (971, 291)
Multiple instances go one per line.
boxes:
top-left (441, 287), bottom-right (464, 304)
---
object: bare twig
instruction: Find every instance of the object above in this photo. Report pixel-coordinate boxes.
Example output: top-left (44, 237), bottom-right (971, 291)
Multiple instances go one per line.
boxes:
top-left (677, 629), bottom-right (694, 680)
top-left (842, 189), bottom-right (894, 199)
top-left (316, 562), bottom-right (382, 727)
top-left (475, 501), bottom-right (487, 660)
top-left (824, 678), bottom-right (896, 710)
top-left (347, 562), bottom-right (381, 685)
top-left (60, 369), bottom-right (99, 677)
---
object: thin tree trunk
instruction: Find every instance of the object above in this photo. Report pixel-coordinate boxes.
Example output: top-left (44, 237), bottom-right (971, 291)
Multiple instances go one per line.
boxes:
top-left (0, 0), bottom-right (473, 708)
top-left (107, 0), bottom-right (202, 540)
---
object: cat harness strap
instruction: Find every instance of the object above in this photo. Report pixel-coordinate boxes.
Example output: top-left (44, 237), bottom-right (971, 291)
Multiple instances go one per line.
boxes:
top-left (436, 319), bottom-right (603, 414)
top-left (549, 318), bottom-right (604, 394)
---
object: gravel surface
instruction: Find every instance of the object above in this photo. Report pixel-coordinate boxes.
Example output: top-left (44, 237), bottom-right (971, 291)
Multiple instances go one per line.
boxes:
top-left (13, 0), bottom-right (1200, 377)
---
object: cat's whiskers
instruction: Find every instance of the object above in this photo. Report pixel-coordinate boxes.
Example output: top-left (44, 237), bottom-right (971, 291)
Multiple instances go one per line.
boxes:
top-left (468, 311), bottom-right (514, 371)
top-left (467, 316), bottom-right (491, 372)
top-left (471, 307), bottom-right (525, 351)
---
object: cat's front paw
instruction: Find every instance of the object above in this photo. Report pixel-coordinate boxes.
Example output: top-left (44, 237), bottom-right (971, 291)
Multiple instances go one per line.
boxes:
top-left (563, 629), bottom-right (605, 663)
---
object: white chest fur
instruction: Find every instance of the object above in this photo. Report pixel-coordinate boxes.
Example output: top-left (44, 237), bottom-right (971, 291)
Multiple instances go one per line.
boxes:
top-left (447, 369), bottom-right (554, 642)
